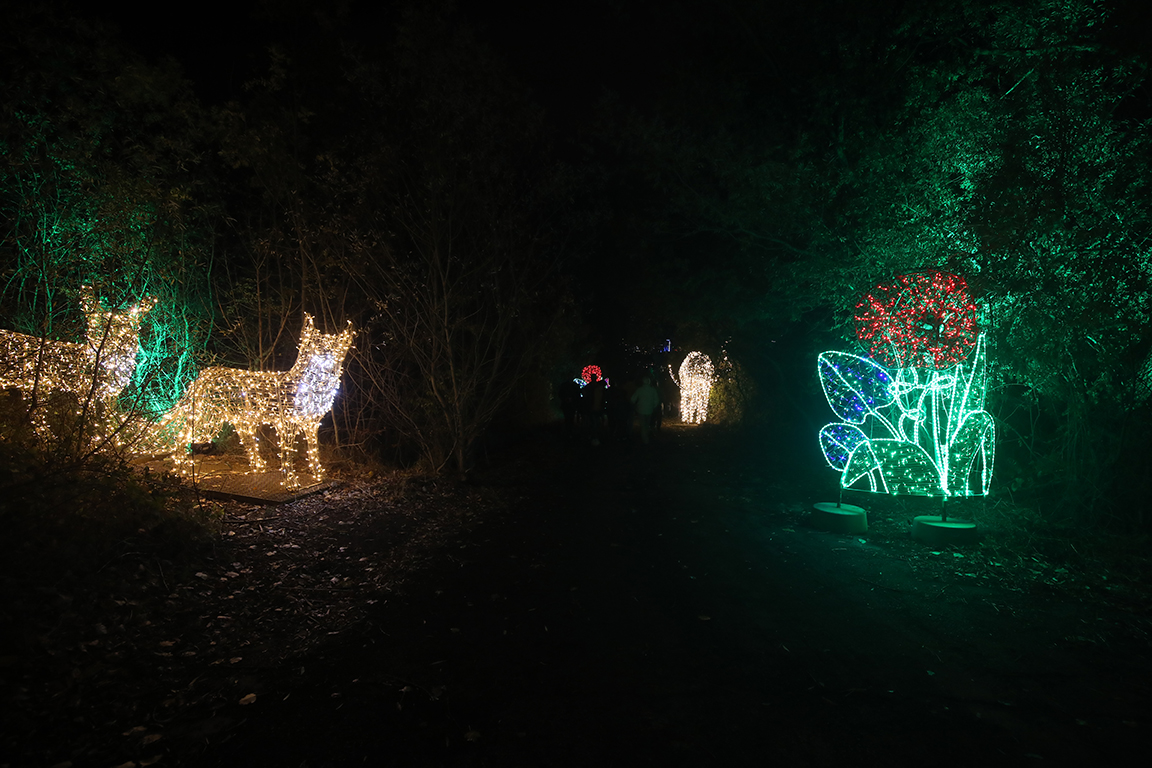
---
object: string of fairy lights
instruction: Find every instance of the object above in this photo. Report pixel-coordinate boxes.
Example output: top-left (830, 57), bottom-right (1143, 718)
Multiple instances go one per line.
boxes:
top-left (818, 270), bottom-right (994, 497)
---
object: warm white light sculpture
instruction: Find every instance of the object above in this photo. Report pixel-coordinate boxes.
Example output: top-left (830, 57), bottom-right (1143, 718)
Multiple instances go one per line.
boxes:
top-left (0, 288), bottom-right (156, 403)
top-left (672, 351), bottom-right (714, 424)
top-left (165, 315), bottom-right (354, 488)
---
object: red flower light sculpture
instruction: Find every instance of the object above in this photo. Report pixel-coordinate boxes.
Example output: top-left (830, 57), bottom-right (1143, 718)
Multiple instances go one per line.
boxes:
top-left (581, 364), bottom-right (603, 383)
top-left (854, 270), bottom-right (979, 369)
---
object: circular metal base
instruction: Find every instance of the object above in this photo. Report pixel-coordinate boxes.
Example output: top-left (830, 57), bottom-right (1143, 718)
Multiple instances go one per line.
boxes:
top-left (811, 502), bottom-right (868, 534)
top-left (911, 515), bottom-right (979, 547)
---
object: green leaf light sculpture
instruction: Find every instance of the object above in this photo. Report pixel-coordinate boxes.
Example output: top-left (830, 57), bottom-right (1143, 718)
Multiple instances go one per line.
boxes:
top-left (818, 270), bottom-right (994, 497)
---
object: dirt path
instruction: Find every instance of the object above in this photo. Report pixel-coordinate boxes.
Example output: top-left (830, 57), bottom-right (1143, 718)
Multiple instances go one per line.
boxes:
top-left (187, 424), bottom-right (1150, 767)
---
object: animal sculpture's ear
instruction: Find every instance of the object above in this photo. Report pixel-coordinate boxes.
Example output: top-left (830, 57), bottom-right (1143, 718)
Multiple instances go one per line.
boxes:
top-left (297, 314), bottom-right (315, 349)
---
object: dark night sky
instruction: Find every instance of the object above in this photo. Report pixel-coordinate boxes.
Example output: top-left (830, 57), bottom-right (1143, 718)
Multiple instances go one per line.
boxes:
top-left (80, 0), bottom-right (808, 131)
top-left (89, 0), bottom-right (670, 110)
top-left (79, 0), bottom-right (1152, 155)
top-left (71, 0), bottom-right (1152, 112)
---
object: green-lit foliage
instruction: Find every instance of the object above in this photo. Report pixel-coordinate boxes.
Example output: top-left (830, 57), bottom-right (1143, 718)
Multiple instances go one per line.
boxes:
top-left (0, 11), bottom-right (214, 422)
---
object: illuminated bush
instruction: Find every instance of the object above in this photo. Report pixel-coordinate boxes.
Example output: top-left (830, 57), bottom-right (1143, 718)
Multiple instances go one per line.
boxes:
top-left (707, 350), bottom-right (753, 425)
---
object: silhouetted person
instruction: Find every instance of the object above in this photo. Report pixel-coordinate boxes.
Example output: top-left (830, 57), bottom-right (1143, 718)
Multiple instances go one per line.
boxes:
top-left (559, 378), bottom-right (581, 438)
top-left (607, 380), bottom-right (632, 443)
top-left (659, 374), bottom-right (678, 422)
top-left (631, 375), bottom-right (660, 445)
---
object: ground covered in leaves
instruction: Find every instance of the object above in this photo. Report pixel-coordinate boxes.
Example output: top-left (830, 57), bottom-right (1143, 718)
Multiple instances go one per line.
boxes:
top-left (1, 464), bottom-right (498, 768)
top-left (3, 424), bottom-right (1151, 767)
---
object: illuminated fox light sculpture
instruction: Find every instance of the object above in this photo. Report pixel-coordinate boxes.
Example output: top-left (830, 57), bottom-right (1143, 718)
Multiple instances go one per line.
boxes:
top-left (164, 315), bottom-right (354, 488)
top-left (0, 288), bottom-right (156, 405)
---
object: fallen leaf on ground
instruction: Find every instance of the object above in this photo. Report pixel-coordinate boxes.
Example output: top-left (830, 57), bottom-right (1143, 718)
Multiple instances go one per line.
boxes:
top-left (239, 693), bottom-right (257, 705)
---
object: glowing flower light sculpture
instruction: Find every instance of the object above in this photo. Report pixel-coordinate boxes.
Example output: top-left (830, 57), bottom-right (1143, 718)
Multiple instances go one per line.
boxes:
top-left (581, 364), bottom-right (602, 384)
top-left (672, 351), bottom-right (714, 424)
top-left (818, 270), bottom-right (993, 497)
top-left (163, 315), bottom-right (354, 488)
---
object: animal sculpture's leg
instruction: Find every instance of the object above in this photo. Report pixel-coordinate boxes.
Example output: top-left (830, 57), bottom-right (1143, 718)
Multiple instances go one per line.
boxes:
top-left (28, 397), bottom-right (54, 443)
top-left (275, 420), bottom-right (300, 488)
top-left (237, 426), bottom-right (265, 472)
top-left (168, 385), bottom-right (209, 477)
top-left (170, 436), bottom-right (195, 476)
top-left (304, 423), bottom-right (324, 481)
